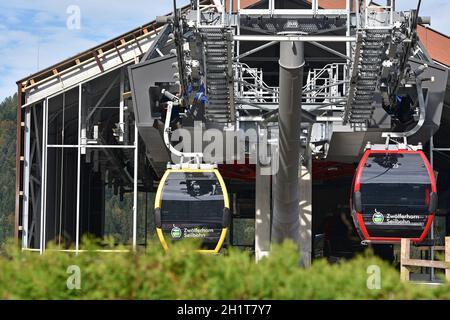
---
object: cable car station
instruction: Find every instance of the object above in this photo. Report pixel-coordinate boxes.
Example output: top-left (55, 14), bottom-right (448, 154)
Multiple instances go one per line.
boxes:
top-left (14, 0), bottom-right (450, 276)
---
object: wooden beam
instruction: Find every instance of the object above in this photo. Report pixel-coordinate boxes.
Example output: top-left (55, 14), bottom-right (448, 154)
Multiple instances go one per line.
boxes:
top-left (123, 91), bottom-right (132, 100)
top-left (446, 237), bottom-right (450, 282)
top-left (133, 33), bottom-right (144, 55)
top-left (114, 42), bottom-right (124, 63)
top-left (152, 24), bottom-right (159, 35)
top-left (400, 239), bottom-right (410, 282)
top-left (402, 259), bottom-right (448, 269)
top-left (416, 246), bottom-right (446, 251)
top-left (92, 51), bottom-right (104, 72)
top-left (403, 259), bottom-right (450, 269)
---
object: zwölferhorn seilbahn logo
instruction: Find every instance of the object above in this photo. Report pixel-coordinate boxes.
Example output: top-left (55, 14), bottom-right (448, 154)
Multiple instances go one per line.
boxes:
top-left (372, 209), bottom-right (384, 224)
top-left (171, 226), bottom-right (182, 239)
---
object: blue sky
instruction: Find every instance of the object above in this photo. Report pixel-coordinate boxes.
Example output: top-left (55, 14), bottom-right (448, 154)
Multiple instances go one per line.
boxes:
top-left (0, 0), bottom-right (190, 101)
top-left (0, 0), bottom-right (448, 102)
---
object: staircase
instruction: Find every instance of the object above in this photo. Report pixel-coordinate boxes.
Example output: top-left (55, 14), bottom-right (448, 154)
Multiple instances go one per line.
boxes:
top-left (344, 0), bottom-right (396, 125)
top-left (345, 29), bottom-right (391, 124)
top-left (201, 28), bottom-right (235, 124)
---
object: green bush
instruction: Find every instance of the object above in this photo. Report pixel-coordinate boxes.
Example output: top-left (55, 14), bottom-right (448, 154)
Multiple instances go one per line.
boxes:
top-left (0, 238), bottom-right (448, 300)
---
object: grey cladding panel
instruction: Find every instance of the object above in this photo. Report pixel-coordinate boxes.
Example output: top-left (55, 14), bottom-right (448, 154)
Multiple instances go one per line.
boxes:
top-left (128, 55), bottom-right (177, 177)
top-left (128, 55), bottom-right (177, 126)
top-left (409, 59), bottom-right (449, 144)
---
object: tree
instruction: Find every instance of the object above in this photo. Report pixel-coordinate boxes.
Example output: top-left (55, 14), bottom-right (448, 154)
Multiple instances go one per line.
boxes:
top-left (0, 94), bottom-right (17, 244)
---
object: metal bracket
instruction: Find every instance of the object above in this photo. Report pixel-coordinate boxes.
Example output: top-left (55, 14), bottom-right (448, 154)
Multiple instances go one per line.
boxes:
top-left (365, 135), bottom-right (423, 152)
top-left (381, 76), bottom-right (428, 139)
top-left (162, 90), bottom-right (204, 166)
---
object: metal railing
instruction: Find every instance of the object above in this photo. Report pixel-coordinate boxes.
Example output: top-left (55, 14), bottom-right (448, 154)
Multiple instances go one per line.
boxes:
top-left (235, 63), bottom-right (279, 103)
top-left (235, 62), bottom-right (348, 108)
top-left (196, 0), bottom-right (226, 28)
top-left (361, 0), bottom-right (395, 29)
top-left (304, 63), bottom-right (348, 105)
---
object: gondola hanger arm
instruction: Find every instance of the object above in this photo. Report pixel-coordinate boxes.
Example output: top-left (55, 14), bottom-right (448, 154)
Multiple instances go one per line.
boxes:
top-left (163, 101), bottom-right (204, 160)
top-left (161, 90), bottom-right (218, 170)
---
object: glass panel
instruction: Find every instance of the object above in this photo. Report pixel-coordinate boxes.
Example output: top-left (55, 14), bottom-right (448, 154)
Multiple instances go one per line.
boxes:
top-left (103, 188), bottom-right (134, 245)
top-left (361, 183), bottom-right (431, 208)
top-left (360, 153), bottom-right (432, 211)
top-left (45, 148), bottom-right (78, 248)
top-left (274, 0), bottom-right (303, 9)
top-left (161, 172), bottom-right (224, 223)
top-left (47, 88), bottom-right (79, 146)
top-left (232, 219), bottom-right (255, 247)
top-left (361, 153), bottom-right (430, 184)
top-left (137, 192), bottom-right (155, 246)
top-left (80, 71), bottom-right (135, 146)
top-left (79, 148), bottom-right (135, 246)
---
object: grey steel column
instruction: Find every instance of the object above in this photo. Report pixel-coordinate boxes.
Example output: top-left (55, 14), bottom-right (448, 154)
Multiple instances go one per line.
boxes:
top-left (271, 40), bottom-right (305, 244)
top-left (255, 126), bottom-right (272, 261)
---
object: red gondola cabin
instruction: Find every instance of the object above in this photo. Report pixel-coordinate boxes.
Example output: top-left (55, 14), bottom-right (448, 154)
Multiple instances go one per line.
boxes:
top-left (351, 149), bottom-right (437, 243)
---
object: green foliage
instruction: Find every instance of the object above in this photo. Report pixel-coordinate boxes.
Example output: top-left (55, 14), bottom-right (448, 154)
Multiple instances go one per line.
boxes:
top-left (0, 238), bottom-right (448, 300)
top-left (0, 94), bottom-right (17, 245)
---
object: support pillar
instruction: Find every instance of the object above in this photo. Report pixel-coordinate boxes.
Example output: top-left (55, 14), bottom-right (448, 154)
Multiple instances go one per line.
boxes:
top-left (299, 148), bottom-right (312, 267)
top-left (255, 159), bottom-right (271, 262)
top-left (271, 39), bottom-right (305, 245)
top-left (22, 108), bottom-right (31, 248)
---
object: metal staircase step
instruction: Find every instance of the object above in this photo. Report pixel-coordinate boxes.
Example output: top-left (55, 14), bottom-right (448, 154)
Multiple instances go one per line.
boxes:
top-left (206, 41), bottom-right (226, 45)
top-left (365, 29), bottom-right (391, 34)
top-left (360, 65), bottom-right (379, 71)
top-left (350, 119), bottom-right (368, 123)
top-left (206, 48), bottom-right (226, 53)
top-left (207, 111), bottom-right (230, 116)
top-left (344, 25), bottom-right (392, 124)
top-left (353, 99), bottom-right (373, 104)
top-left (361, 57), bottom-right (382, 63)
top-left (202, 27), bottom-right (234, 125)
top-left (207, 86), bottom-right (228, 91)
top-left (351, 110), bottom-right (373, 114)
top-left (207, 72), bottom-right (227, 79)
